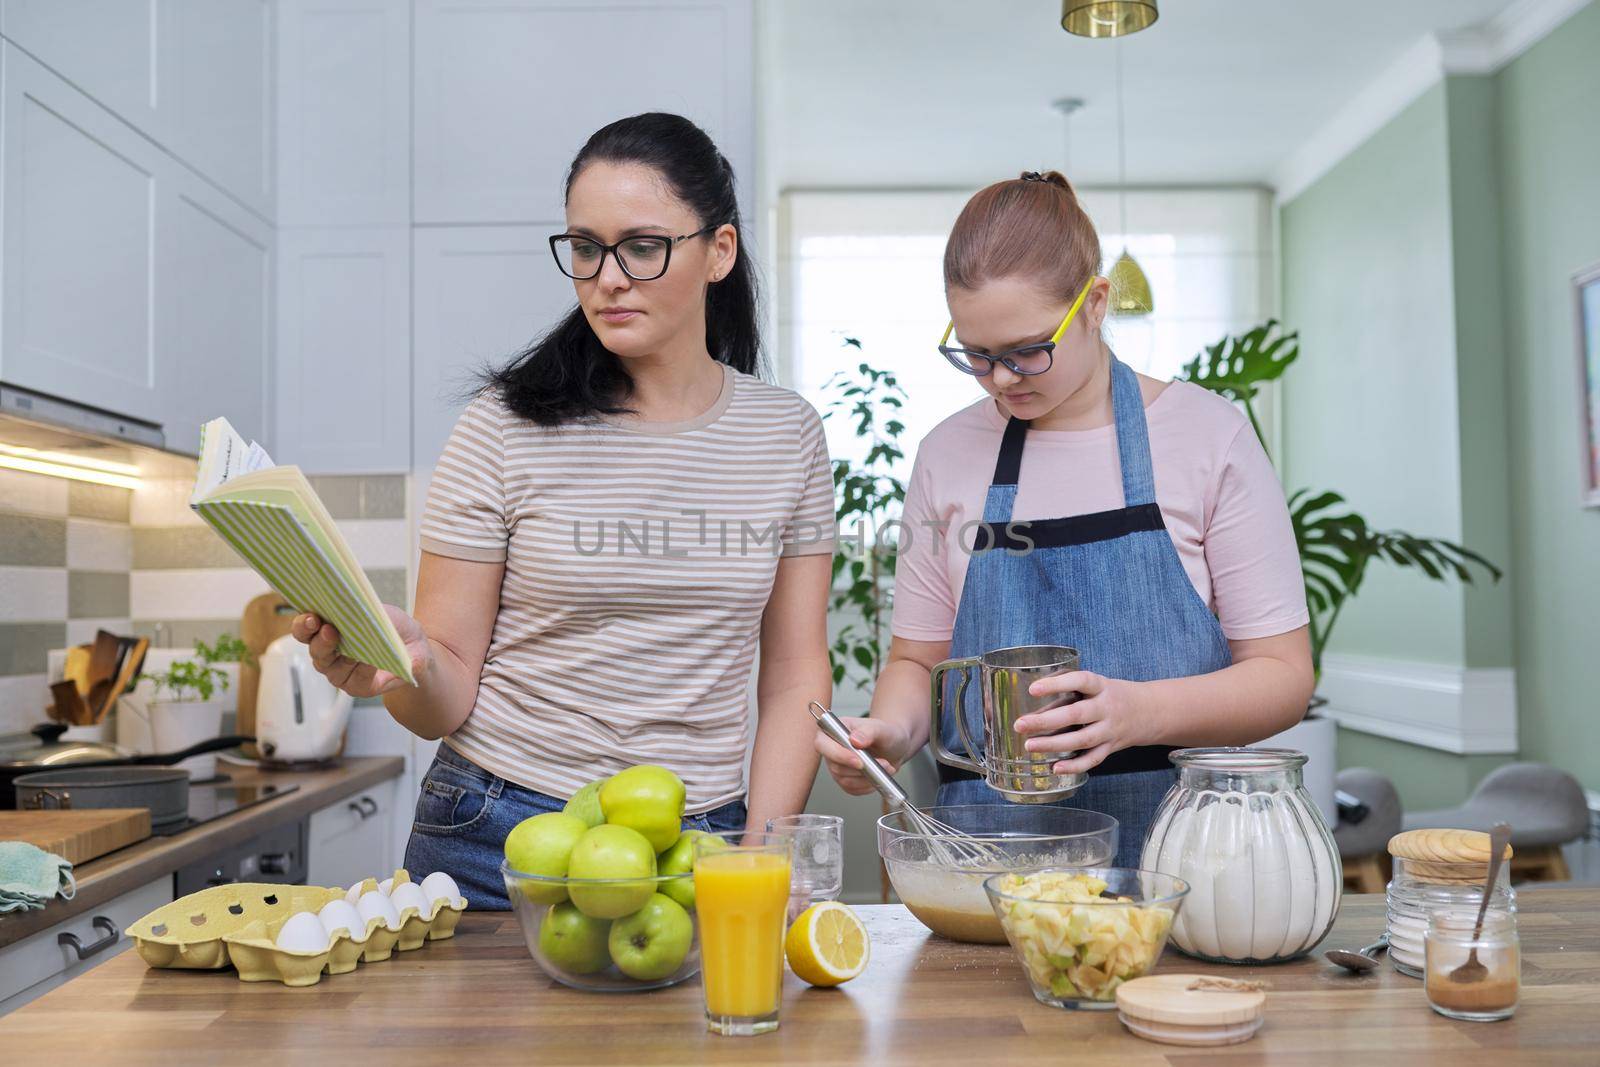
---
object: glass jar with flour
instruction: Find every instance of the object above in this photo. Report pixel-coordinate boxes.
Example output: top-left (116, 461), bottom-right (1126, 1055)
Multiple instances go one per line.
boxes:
top-left (1140, 748), bottom-right (1342, 963)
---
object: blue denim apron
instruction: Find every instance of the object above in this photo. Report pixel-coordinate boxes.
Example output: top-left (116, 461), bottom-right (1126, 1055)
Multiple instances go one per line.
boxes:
top-left (934, 357), bottom-right (1232, 867)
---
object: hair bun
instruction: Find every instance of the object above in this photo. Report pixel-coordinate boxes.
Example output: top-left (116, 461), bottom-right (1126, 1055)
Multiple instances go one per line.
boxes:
top-left (1019, 169), bottom-right (1075, 195)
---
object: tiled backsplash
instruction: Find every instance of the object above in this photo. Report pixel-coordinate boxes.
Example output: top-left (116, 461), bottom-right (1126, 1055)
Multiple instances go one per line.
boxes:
top-left (0, 466), bottom-right (411, 734)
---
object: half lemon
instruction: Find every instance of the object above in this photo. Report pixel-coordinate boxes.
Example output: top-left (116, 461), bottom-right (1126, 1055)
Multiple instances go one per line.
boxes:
top-left (785, 901), bottom-right (869, 987)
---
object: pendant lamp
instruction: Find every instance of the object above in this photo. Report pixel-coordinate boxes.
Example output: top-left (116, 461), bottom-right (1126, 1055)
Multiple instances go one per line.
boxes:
top-left (1060, 0), bottom-right (1159, 38)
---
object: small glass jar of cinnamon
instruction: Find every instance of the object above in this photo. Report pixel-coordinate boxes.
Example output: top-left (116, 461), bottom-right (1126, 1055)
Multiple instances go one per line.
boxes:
top-left (1424, 908), bottom-right (1519, 1021)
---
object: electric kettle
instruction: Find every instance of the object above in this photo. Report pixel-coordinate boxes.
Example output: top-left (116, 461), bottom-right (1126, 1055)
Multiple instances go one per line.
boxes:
top-left (254, 633), bottom-right (354, 764)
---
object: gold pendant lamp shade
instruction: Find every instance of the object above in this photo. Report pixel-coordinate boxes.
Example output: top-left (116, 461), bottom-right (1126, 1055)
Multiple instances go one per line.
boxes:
top-left (1109, 250), bottom-right (1153, 316)
top-left (1061, 0), bottom-right (1159, 38)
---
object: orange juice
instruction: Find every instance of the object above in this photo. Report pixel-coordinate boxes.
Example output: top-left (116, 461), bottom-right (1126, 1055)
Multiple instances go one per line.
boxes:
top-left (695, 851), bottom-right (791, 1020)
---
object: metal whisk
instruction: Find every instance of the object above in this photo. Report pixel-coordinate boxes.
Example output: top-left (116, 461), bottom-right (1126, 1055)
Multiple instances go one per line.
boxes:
top-left (808, 700), bottom-right (1005, 867)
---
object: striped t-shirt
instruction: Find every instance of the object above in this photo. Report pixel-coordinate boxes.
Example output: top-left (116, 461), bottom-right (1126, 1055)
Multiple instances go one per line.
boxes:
top-left (419, 363), bottom-right (835, 812)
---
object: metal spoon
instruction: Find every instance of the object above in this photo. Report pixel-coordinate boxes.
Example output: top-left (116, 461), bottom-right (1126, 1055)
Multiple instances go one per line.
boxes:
top-left (1325, 935), bottom-right (1389, 973)
top-left (1449, 821), bottom-right (1512, 984)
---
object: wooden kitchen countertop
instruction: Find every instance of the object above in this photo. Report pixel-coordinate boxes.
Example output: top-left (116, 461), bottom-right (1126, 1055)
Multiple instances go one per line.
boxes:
top-left (2, 887), bottom-right (1595, 1065)
top-left (0, 756), bottom-right (404, 949)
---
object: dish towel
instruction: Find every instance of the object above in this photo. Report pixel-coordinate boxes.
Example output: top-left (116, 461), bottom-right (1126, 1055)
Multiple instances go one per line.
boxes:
top-left (0, 841), bottom-right (77, 913)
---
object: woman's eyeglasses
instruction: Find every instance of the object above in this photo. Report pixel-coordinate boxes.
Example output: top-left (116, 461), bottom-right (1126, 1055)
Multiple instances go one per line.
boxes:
top-left (938, 276), bottom-right (1095, 376)
top-left (549, 224), bottom-right (720, 282)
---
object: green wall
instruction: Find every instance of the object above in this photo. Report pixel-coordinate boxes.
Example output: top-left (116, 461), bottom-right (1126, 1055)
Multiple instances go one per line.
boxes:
top-left (1281, 6), bottom-right (1600, 805)
top-left (1281, 83), bottom-right (1467, 666)
top-left (1495, 2), bottom-right (1600, 790)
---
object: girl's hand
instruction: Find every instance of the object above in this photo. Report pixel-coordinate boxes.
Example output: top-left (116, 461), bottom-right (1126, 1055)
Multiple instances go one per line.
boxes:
top-left (1014, 671), bottom-right (1153, 775)
top-left (289, 605), bottom-right (431, 697)
top-left (814, 716), bottom-right (915, 797)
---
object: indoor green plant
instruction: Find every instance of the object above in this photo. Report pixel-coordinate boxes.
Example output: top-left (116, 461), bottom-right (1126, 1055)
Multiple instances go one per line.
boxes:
top-left (820, 341), bottom-right (909, 693)
top-left (1178, 320), bottom-right (1502, 676)
top-left (144, 634), bottom-right (252, 776)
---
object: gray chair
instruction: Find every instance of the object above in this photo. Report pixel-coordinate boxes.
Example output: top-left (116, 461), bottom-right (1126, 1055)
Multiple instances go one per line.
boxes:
top-left (1404, 762), bottom-right (1590, 882)
top-left (1334, 768), bottom-right (1402, 893)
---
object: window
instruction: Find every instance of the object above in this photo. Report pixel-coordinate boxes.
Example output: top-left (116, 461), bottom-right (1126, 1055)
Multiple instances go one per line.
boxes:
top-left (780, 188), bottom-right (1276, 480)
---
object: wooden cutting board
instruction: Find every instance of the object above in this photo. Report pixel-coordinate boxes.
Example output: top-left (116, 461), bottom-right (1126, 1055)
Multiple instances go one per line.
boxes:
top-left (0, 809), bottom-right (152, 865)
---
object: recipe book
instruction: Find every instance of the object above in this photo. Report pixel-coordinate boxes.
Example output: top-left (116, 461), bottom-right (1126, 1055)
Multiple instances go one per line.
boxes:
top-left (188, 417), bottom-right (416, 685)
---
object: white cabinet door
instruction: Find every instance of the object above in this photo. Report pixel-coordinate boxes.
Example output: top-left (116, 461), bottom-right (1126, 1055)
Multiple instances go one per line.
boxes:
top-left (157, 166), bottom-right (273, 456)
top-left (413, 0), bottom-right (754, 224)
top-left (277, 0), bottom-right (409, 226)
top-left (0, 0), bottom-right (163, 138)
top-left (306, 779), bottom-right (397, 889)
top-left (0, 876), bottom-right (171, 1015)
top-left (275, 226), bottom-right (410, 472)
top-left (0, 42), bottom-right (163, 425)
top-left (411, 226), bottom-right (575, 494)
top-left (160, 0), bottom-right (275, 219)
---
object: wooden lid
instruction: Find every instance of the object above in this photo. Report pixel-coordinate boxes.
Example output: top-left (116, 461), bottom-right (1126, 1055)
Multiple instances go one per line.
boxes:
top-left (1387, 828), bottom-right (1513, 864)
top-left (1115, 974), bottom-right (1266, 1026)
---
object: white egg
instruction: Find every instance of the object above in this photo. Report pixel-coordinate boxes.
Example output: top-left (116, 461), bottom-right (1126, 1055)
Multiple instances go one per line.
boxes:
top-left (344, 881), bottom-right (365, 904)
top-left (389, 882), bottom-right (429, 917)
top-left (276, 911), bottom-right (329, 953)
top-left (420, 871), bottom-right (461, 906)
top-left (318, 899), bottom-right (365, 938)
top-left (378, 877), bottom-right (395, 896)
top-left (356, 889), bottom-right (402, 931)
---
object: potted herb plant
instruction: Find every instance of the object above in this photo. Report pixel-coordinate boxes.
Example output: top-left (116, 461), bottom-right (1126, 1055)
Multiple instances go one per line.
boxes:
top-left (144, 634), bottom-right (252, 779)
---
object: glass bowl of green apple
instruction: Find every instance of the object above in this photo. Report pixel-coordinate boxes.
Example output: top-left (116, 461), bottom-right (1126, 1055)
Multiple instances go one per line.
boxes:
top-left (502, 766), bottom-right (705, 992)
top-left (983, 868), bottom-right (1189, 1010)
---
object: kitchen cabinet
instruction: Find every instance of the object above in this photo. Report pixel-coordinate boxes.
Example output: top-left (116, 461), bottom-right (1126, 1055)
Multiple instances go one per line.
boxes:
top-left (412, 0), bottom-right (753, 224)
top-left (276, 0), bottom-right (409, 227)
top-left (305, 778), bottom-right (396, 889)
top-left (274, 226), bottom-right (409, 472)
top-left (0, 41), bottom-right (271, 451)
top-left (157, 163), bottom-right (273, 456)
top-left (0, 875), bottom-right (169, 1015)
top-left (2, 0), bottom-right (276, 220)
top-left (0, 42), bottom-right (164, 425)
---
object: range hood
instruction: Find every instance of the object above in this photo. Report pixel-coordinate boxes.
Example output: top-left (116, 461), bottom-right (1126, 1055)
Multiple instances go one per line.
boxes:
top-left (0, 384), bottom-right (200, 483)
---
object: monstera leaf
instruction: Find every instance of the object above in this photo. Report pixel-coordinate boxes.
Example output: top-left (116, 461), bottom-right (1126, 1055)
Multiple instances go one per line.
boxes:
top-left (1289, 488), bottom-right (1501, 673)
top-left (1181, 322), bottom-right (1500, 677)
top-left (1180, 320), bottom-right (1299, 452)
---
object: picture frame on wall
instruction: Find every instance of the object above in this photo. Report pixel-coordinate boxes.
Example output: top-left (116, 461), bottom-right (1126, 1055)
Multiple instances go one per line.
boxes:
top-left (1577, 263), bottom-right (1600, 509)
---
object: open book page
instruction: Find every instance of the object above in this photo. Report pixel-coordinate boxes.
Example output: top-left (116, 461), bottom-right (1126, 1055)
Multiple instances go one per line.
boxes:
top-left (191, 417), bottom-right (276, 504)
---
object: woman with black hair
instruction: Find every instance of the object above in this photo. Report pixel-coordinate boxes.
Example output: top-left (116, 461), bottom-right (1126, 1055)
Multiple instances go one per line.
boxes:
top-left (290, 113), bottom-right (835, 907)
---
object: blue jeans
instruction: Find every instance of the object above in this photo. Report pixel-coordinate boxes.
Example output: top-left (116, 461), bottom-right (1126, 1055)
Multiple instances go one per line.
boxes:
top-left (403, 744), bottom-right (749, 910)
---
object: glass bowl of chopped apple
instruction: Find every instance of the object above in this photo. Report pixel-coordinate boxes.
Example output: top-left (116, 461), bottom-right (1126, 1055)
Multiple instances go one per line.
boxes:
top-left (984, 868), bottom-right (1189, 1009)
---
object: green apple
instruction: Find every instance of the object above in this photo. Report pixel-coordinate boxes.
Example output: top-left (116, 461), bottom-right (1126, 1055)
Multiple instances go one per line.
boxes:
top-left (599, 765), bottom-right (686, 852)
top-left (503, 811), bottom-right (589, 905)
top-left (656, 829), bottom-right (704, 911)
top-left (562, 780), bottom-right (606, 828)
top-left (608, 894), bottom-right (694, 981)
top-left (567, 824), bottom-right (657, 919)
top-left (538, 902), bottom-right (612, 974)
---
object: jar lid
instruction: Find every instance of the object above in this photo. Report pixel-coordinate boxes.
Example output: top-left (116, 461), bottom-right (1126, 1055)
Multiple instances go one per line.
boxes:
top-left (1116, 974), bottom-right (1266, 1034)
top-left (1387, 828), bottom-right (1513, 865)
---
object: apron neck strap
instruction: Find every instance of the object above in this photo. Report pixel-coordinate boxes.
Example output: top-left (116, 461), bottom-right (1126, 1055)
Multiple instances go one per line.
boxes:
top-left (1110, 357), bottom-right (1158, 507)
top-left (987, 356), bottom-right (1159, 507)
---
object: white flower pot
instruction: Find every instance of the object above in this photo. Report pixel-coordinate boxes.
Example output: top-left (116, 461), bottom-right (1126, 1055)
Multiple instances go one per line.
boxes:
top-left (148, 697), bottom-right (226, 780)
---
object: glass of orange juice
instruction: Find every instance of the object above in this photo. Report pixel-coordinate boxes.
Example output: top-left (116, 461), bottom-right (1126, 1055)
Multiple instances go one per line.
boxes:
top-left (693, 831), bottom-right (794, 1036)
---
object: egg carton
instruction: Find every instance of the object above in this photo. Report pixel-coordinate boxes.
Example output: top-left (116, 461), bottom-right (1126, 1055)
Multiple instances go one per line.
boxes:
top-left (127, 870), bottom-right (469, 986)
top-left (127, 884), bottom-right (347, 970)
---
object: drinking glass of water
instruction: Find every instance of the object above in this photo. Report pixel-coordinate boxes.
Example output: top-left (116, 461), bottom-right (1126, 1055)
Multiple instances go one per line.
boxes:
top-left (765, 813), bottom-right (844, 922)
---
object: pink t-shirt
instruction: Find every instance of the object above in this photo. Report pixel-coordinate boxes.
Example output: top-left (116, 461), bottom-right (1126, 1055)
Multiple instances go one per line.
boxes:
top-left (890, 381), bottom-right (1309, 644)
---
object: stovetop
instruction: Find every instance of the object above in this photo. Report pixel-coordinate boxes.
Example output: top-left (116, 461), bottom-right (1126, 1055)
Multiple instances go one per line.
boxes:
top-left (153, 777), bottom-right (300, 836)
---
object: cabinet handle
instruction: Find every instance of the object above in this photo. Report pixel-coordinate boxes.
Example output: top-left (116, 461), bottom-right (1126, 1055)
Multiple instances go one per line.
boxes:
top-left (358, 796), bottom-right (378, 816)
top-left (58, 916), bottom-right (120, 960)
top-left (348, 801), bottom-right (369, 820)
